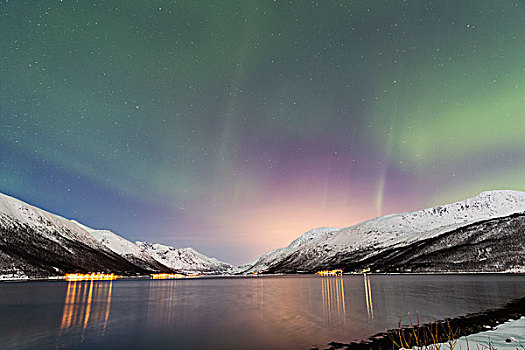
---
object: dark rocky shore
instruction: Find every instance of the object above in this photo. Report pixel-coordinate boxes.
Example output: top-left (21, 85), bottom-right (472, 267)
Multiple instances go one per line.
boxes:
top-left (315, 295), bottom-right (525, 350)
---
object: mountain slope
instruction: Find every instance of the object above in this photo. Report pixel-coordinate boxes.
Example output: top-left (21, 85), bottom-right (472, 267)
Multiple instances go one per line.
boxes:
top-left (136, 241), bottom-right (232, 274)
top-left (0, 193), bottom-right (156, 278)
top-left (348, 213), bottom-right (525, 273)
top-left (70, 221), bottom-right (171, 273)
top-left (244, 190), bottom-right (525, 274)
top-left (240, 227), bottom-right (338, 273)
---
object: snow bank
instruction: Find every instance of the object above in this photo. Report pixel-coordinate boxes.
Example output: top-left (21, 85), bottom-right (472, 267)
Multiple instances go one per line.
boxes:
top-left (428, 317), bottom-right (525, 349)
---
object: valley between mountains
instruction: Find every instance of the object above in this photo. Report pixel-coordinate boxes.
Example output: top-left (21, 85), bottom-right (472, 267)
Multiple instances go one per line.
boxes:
top-left (1, 190), bottom-right (524, 280)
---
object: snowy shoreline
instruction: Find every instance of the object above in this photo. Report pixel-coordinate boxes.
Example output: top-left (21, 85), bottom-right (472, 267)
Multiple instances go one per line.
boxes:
top-left (325, 294), bottom-right (525, 350)
top-left (436, 317), bottom-right (525, 350)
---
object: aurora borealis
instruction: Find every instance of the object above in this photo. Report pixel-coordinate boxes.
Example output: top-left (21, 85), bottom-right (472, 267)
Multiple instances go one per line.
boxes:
top-left (1, 1), bottom-right (524, 264)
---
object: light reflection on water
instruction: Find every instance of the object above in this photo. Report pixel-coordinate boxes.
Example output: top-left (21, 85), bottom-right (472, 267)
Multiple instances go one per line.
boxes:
top-left (146, 280), bottom-right (177, 326)
top-left (1, 275), bottom-right (525, 350)
top-left (57, 280), bottom-right (113, 347)
top-left (321, 276), bottom-right (346, 325)
top-left (364, 274), bottom-right (374, 321)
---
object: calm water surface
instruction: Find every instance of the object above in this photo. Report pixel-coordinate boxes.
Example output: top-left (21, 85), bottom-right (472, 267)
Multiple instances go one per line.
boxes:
top-left (1, 275), bottom-right (524, 350)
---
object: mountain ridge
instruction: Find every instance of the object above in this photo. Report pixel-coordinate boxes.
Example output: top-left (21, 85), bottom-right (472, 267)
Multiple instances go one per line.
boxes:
top-left (136, 241), bottom-right (233, 274)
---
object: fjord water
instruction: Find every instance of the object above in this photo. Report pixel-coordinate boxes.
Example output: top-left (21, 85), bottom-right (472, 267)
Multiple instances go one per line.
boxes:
top-left (1, 275), bottom-right (524, 350)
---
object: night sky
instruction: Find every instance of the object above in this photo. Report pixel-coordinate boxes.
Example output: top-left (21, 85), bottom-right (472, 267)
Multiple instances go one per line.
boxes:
top-left (1, 1), bottom-right (524, 264)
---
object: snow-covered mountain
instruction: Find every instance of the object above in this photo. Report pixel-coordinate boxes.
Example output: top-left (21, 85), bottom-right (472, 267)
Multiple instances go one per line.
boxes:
top-left (0, 193), bottom-right (157, 278)
top-left (0, 193), bottom-right (107, 252)
top-left (239, 227), bottom-right (339, 274)
top-left (242, 190), bottom-right (525, 273)
top-left (136, 241), bottom-right (232, 274)
top-left (70, 221), bottom-right (169, 273)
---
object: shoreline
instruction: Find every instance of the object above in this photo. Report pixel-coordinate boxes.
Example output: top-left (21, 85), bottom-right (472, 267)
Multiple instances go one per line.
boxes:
top-left (1, 271), bottom-right (525, 283)
top-left (321, 295), bottom-right (525, 350)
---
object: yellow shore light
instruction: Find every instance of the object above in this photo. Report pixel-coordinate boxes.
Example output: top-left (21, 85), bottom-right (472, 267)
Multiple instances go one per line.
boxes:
top-left (64, 273), bottom-right (119, 282)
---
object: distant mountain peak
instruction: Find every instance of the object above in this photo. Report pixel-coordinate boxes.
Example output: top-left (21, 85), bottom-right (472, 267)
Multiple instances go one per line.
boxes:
top-left (136, 241), bottom-right (232, 274)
